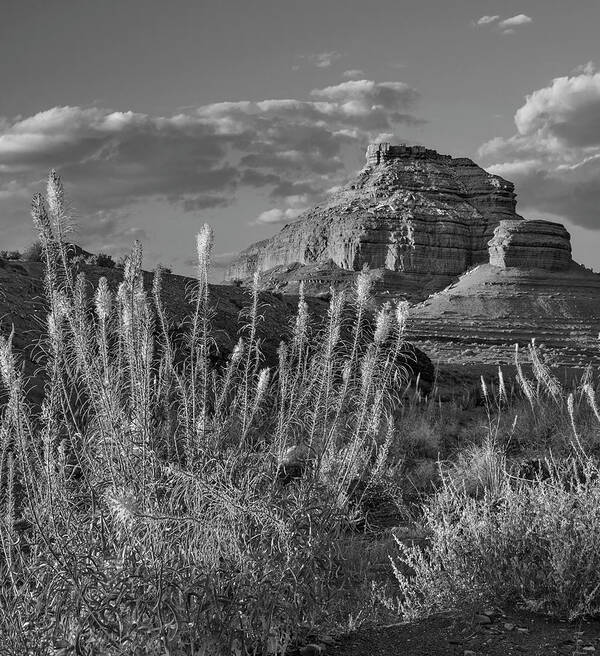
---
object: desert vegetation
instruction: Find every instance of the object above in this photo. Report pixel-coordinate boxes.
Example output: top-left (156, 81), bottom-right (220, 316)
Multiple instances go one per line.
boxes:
top-left (1, 172), bottom-right (600, 654)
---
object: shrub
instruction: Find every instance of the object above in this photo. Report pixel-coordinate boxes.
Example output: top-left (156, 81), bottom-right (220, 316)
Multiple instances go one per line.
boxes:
top-left (115, 254), bottom-right (128, 269)
top-left (69, 253), bottom-right (86, 267)
top-left (391, 455), bottom-right (600, 621)
top-left (0, 250), bottom-right (21, 260)
top-left (156, 262), bottom-right (172, 275)
top-left (0, 171), bottom-right (409, 653)
top-left (96, 252), bottom-right (116, 268)
top-left (390, 354), bottom-right (600, 623)
top-left (20, 240), bottom-right (43, 261)
top-left (84, 252), bottom-right (115, 268)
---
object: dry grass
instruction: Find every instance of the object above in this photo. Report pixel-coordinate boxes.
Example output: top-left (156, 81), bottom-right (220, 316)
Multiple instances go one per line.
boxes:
top-left (0, 172), bottom-right (410, 655)
top-left (390, 356), bottom-right (600, 622)
top-left (3, 171), bottom-right (600, 654)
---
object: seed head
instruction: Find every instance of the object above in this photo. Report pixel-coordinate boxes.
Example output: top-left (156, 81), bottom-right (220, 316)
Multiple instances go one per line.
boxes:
top-left (498, 367), bottom-right (507, 402)
top-left (105, 487), bottom-right (138, 528)
top-left (196, 224), bottom-right (214, 270)
top-left (356, 270), bottom-right (373, 307)
top-left (361, 346), bottom-right (377, 391)
top-left (395, 300), bottom-right (409, 333)
top-left (47, 169), bottom-right (65, 219)
top-left (95, 277), bottom-right (113, 320)
top-left (480, 375), bottom-right (488, 400)
top-left (294, 300), bottom-right (309, 344)
top-left (31, 193), bottom-right (53, 243)
top-left (232, 337), bottom-right (244, 363)
top-left (0, 333), bottom-right (16, 388)
top-left (256, 367), bottom-right (270, 399)
top-left (342, 359), bottom-right (352, 384)
top-left (374, 302), bottom-right (393, 344)
top-left (251, 270), bottom-right (261, 295)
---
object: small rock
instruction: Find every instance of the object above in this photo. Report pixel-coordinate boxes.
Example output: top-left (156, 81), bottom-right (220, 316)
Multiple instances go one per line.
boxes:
top-left (582, 647), bottom-right (596, 652)
top-left (516, 627), bottom-right (530, 634)
top-left (475, 614), bottom-right (492, 625)
top-left (504, 623), bottom-right (515, 631)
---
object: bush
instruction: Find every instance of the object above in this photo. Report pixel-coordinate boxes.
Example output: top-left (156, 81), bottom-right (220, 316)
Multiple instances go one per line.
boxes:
top-left (392, 445), bottom-right (600, 621)
top-left (20, 240), bottom-right (43, 261)
top-left (0, 250), bottom-right (21, 260)
top-left (69, 254), bottom-right (86, 267)
top-left (115, 254), bottom-right (128, 269)
top-left (390, 353), bottom-right (600, 622)
top-left (156, 262), bottom-right (172, 275)
top-left (0, 171), bottom-right (409, 653)
top-left (84, 252), bottom-right (115, 268)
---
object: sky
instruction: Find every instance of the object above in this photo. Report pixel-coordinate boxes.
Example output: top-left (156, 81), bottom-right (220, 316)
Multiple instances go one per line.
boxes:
top-left (1, 0), bottom-right (600, 277)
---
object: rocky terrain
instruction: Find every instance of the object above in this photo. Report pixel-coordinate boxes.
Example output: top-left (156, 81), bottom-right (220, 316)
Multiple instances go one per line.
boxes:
top-left (328, 606), bottom-right (600, 656)
top-left (406, 219), bottom-right (600, 368)
top-left (227, 143), bottom-right (522, 301)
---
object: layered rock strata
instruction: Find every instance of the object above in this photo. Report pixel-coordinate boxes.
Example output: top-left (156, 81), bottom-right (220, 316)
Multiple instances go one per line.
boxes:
top-left (405, 262), bottom-right (600, 368)
top-left (488, 219), bottom-right (572, 270)
top-left (227, 143), bottom-right (522, 299)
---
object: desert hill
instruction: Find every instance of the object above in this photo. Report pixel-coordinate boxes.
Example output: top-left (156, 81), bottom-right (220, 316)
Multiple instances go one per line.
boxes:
top-left (0, 257), bottom-right (433, 405)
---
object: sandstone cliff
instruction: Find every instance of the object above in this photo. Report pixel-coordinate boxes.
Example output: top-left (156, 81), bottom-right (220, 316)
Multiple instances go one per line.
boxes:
top-left (404, 225), bottom-right (599, 368)
top-left (488, 219), bottom-right (572, 270)
top-left (227, 143), bottom-right (522, 299)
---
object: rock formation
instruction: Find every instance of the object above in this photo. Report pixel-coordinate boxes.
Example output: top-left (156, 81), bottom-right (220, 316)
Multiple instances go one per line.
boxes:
top-left (404, 258), bottom-right (600, 368)
top-left (225, 142), bottom-right (600, 370)
top-left (400, 217), bottom-right (600, 368)
top-left (488, 219), bottom-right (572, 270)
top-left (227, 143), bottom-right (522, 300)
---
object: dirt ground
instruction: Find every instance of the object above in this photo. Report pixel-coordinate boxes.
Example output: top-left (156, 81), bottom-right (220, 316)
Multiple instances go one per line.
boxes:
top-left (320, 607), bottom-right (600, 656)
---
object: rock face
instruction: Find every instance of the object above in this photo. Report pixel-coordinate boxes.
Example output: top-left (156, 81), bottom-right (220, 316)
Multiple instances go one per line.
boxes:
top-left (405, 262), bottom-right (600, 368)
top-left (488, 219), bottom-right (572, 270)
top-left (227, 143), bottom-right (522, 299)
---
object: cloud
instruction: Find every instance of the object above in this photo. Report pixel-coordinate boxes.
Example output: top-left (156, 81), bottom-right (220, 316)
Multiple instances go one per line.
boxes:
top-left (572, 61), bottom-right (596, 76)
top-left (480, 67), bottom-right (600, 230)
top-left (498, 14), bottom-right (532, 29)
top-left (475, 13), bottom-right (532, 34)
top-left (476, 15), bottom-right (499, 25)
top-left (296, 51), bottom-right (343, 69)
top-left (253, 207), bottom-right (305, 225)
top-left (0, 79), bottom-right (422, 246)
top-left (342, 69), bottom-right (366, 79)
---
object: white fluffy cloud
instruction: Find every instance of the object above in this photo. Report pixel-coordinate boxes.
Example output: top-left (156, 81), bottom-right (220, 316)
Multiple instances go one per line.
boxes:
top-left (0, 79), bottom-right (421, 244)
top-left (475, 13), bottom-right (532, 34)
top-left (498, 14), bottom-right (532, 29)
top-left (476, 15), bottom-right (499, 25)
top-left (480, 66), bottom-right (600, 229)
top-left (253, 207), bottom-right (306, 225)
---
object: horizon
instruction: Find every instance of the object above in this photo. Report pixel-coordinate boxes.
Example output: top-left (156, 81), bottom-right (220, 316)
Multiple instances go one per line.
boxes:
top-left (1, 0), bottom-right (600, 277)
